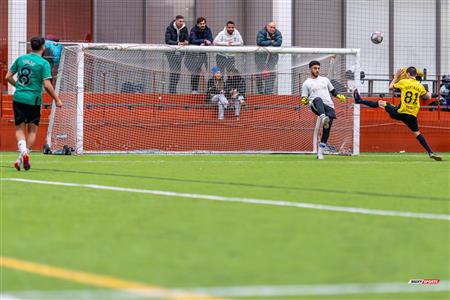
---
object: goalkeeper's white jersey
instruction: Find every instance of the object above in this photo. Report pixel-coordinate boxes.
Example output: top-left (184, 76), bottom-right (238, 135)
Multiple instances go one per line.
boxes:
top-left (301, 76), bottom-right (335, 109)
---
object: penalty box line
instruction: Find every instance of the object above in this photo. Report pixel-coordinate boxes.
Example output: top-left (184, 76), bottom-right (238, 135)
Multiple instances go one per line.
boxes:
top-left (2, 178), bottom-right (449, 221)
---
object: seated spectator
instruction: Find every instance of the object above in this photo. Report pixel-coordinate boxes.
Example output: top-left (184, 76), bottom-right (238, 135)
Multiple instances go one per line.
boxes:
top-left (440, 75), bottom-right (450, 108)
top-left (213, 21), bottom-right (244, 74)
top-left (226, 68), bottom-right (246, 119)
top-left (207, 67), bottom-right (228, 120)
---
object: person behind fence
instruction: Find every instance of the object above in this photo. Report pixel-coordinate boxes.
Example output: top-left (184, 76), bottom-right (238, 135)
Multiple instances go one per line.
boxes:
top-left (165, 15), bottom-right (189, 94)
top-left (213, 21), bottom-right (244, 74)
top-left (226, 68), bottom-right (246, 119)
top-left (43, 34), bottom-right (63, 86)
top-left (207, 67), bottom-right (229, 120)
top-left (255, 22), bottom-right (282, 94)
top-left (440, 75), bottom-right (450, 107)
top-left (187, 17), bottom-right (213, 94)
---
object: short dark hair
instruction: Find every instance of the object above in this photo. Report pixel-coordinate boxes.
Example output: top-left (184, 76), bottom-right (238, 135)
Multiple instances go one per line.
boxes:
top-left (175, 15), bottom-right (184, 20)
top-left (406, 66), bottom-right (417, 76)
top-left (309, 60), bottom-right (320, 68)
top-left (30, 36), bottom-right (45, 51)
top-left (226, 21), bottom-right (235, 26)
top-left (196, 17), bottom-right (206, 24)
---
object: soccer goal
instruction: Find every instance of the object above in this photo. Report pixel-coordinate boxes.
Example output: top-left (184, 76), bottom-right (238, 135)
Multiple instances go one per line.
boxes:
top-left (46, 43), bottom-right (360, 155)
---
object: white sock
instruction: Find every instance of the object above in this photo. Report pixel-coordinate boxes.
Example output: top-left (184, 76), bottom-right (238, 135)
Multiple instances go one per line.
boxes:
top-left (319, 114), bottom-right (326, 120)
top-left (18, 140), bottom-right (27, 155)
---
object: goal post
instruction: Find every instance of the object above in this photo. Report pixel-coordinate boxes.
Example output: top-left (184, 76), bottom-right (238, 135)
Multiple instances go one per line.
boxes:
top-left (47, 43), bottom-right (361, 155)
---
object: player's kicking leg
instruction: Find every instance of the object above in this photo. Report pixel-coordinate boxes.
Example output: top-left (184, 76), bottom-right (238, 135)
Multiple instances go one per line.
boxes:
top-left (353, 89), bottom-right (442, 161)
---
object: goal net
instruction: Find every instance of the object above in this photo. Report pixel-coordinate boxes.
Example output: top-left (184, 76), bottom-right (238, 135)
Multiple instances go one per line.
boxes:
top-left (47, 44), bottom-right (360, 154)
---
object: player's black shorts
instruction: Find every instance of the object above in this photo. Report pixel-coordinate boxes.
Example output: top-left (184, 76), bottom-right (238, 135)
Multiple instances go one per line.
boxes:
top-left (13, 101), bottom-right (41, 126)
top-left (310, 98), bottom-right (336, 119)
top-left (385, 103), bottom-right (419, 132)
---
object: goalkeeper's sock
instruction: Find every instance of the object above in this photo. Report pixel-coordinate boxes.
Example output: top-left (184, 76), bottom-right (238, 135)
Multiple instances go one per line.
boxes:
top-left (416, 134), bottom-right (433, 155)
top-left (18, 139), bottom-right (27, 155)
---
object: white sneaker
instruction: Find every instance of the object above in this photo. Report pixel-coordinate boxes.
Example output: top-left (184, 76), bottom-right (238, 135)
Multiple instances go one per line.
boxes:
top-left (317, 152), bottom-right (324, 160)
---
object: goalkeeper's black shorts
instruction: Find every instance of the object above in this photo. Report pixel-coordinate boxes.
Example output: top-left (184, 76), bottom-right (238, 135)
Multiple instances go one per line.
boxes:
top-left (385, 103), bottom-right (419, 132)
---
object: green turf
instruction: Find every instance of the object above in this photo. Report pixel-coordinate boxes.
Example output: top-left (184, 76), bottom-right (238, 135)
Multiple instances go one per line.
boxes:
top-left (1, 153), bottom-right (449, 300)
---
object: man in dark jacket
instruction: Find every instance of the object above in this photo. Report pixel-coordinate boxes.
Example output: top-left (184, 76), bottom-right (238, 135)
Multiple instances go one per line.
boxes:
top-left (165, 15), bottom-right (189, 94)
top-left (226, 68), bottom-right (246, 118)
top-left (185, 17), bottom-right (213, 93)
top-left (255, 22), bottom-right (282, 94)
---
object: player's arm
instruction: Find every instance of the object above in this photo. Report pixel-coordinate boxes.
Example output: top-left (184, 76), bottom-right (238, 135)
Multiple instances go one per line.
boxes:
top-left (327, 78), bottom-right (346, 102)
top-left (389, 68), bottom-right (403, 89)
top-left (44, 79), bottom-right (62, 107)
top-left (5, 71), bottom-right (16, 87)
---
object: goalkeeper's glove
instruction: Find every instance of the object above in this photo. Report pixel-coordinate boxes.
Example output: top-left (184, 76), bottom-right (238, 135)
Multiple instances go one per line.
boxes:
top-left (300, 96), bottom-right (309, 105)
top-left (336, 94), bottom-right (346, 102)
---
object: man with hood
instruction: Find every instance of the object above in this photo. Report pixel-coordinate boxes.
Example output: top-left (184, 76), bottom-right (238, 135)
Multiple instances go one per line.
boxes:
top-left (165, 15), bottom-right (189, 94)
top-left (213, 21), bottom-right (244, 73)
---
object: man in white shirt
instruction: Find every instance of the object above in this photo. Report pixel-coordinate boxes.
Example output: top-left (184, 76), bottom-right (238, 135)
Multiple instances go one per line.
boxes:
top-left (213, 21), bottom-right (243, 73)
top-left (301, 60), bottom-right (347, 159)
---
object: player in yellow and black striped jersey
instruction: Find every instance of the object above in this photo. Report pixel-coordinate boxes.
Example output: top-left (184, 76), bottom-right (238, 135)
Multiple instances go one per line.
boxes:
top-left (352, 67), bottom-right (442, 161)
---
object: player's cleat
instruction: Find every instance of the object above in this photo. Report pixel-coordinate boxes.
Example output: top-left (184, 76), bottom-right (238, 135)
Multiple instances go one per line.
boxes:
top-left (322, 116), bottom-right (330, 129)
top-left (22, 152), bottom-right (31, 170)
top-left (429, 153), bottom-right (442, 161)
top-left (14, 158), bottom-right (22, 171)
top-left (353, 89), bottom-right (362, 104)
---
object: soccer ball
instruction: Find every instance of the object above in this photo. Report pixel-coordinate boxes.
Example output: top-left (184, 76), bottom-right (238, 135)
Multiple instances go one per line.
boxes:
top-left (370, 32), bottom-right (383, 44)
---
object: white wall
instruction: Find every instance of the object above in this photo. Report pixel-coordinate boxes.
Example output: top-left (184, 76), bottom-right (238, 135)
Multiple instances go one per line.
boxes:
top-left (394, 0), bottom-right (436, 78)
top-left (346, 0), bottom-right (390, 93)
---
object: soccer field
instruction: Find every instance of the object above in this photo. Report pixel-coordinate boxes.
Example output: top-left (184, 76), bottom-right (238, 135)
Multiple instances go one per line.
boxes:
top-left (1, 153), bottom-right (449, 300)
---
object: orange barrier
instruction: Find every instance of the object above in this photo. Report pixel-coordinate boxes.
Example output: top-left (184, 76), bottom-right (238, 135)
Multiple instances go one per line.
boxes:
top-left (1, 94), bottom-right (449, 152)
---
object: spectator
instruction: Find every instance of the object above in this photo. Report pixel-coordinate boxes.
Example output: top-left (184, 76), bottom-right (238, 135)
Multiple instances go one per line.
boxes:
top-left (213, 21), bottom-right (244, 73)
top-left (186, 17), bottom-right (213, 94)
top-left (255, 22), bottom-right (282, 94)
top-left (165, 15), bottom-right (189, 94)
top-left (43, 34), bottom-right (63, 86)
top-left (226, 68), bottom-right (246, 119)
top-left (207, 67), bottom-right (228, 120)
top-left (440, 75), bottom-right (450, 108)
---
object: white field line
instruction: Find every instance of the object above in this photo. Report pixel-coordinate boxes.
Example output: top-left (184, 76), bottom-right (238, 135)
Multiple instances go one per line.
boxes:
top-left (2, 178), bottom-right (449, 221)
top-left (1, 281), bottom-right (449, 299)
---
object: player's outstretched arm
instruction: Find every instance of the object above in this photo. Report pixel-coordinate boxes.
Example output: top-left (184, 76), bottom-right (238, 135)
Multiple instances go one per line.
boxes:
top-left (44, 79), bottom-right (62, 107)
top-left (389, 69), bottom-right (403, 89)
top-left (5, 71), bottom-right (16, 87)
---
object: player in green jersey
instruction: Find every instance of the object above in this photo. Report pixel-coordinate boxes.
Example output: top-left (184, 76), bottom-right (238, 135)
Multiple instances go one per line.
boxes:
top-left (5, 36), bottom-right (62, 171)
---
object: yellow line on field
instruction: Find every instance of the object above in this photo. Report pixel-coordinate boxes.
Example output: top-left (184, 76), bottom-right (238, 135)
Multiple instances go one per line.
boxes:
top-left (0, 256), bottom-right (225, 300)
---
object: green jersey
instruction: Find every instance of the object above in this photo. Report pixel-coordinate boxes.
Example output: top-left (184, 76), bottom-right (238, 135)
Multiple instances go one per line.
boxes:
top-left (10, 53), bottom-right (52, 106)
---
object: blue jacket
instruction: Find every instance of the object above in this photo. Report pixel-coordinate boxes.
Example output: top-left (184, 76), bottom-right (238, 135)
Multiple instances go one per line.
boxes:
top-left (44, 40), bottom-right (63, 64)
top-left (256, 27), bottom-right (282, 47)
top-left (189, 25), bottom-right (213, 45)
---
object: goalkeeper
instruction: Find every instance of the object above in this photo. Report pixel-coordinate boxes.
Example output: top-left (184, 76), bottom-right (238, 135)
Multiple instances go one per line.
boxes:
top-left (301, 60), bottom-right (347, 160)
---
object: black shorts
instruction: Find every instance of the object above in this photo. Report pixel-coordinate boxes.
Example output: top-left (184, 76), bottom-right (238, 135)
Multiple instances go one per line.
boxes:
top-left (385, 103), bottom-right (419, 132)
top-left (310, 100), bottom-right (336, 119)
top-left (13, 101), bottom-right (41, 126)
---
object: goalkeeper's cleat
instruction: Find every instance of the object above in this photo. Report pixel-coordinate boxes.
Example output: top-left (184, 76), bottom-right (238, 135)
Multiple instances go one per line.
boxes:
top-left (14, 158), bottom-right (22, 171)
top-left (322, 116), bottom-right (330, 129)
top-left (429, 153), bottom-right (442, 161)
top-left (22, 152), bottom-right (31, 171)
top-left (353, 89), bottom-right (362, 104)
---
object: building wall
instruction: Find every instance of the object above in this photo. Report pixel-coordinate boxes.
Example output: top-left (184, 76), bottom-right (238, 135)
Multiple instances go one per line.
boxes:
top-left (94, 0), bottom-right (145, 43)
top-left (293, 0), bottom-right (343, 48)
